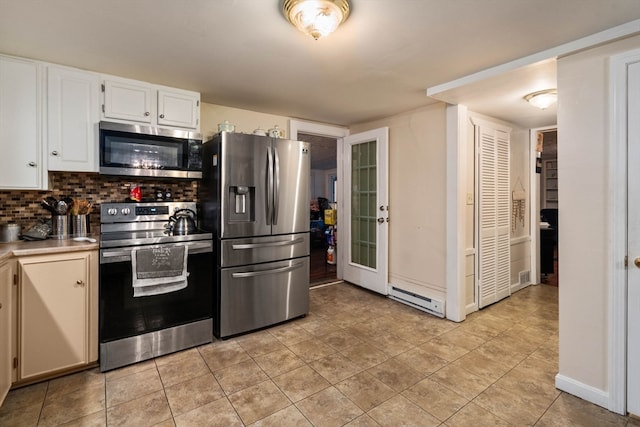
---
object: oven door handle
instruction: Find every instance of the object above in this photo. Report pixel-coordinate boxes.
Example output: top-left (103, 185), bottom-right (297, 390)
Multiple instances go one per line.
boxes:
top-left (231, 237), bottom-right (304, 250)
top-left (231, 261), bottom-right (305, 278)
top-left (100, 241), bottom-right (213, 264)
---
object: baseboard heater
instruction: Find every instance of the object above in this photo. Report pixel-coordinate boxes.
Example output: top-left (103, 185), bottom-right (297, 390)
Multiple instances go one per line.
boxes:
top-left (388, 286), bottom-right (445, 318)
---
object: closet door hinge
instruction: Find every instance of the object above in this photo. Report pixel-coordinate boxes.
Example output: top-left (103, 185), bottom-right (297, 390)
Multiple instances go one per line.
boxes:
top-left (13, 273), bottom-right (17, 285)
top-left (13, 357), bottom-right (18, 369)
top-left (625, 256), bottom-right (628, 268)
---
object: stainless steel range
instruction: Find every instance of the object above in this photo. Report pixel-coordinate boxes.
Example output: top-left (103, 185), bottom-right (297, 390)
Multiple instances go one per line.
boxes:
top-left (99, 201), bottom-right (213, 372)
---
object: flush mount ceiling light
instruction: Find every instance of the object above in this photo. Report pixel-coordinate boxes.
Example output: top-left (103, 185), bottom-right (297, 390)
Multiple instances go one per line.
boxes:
top-left (524, 89), bottom-right (558, 109)
top-left (283, 0), bottom-right (351, 40)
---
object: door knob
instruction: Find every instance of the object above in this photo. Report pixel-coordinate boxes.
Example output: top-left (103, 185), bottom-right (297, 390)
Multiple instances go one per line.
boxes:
top-left (377, 217), bottom-right (384, 224)
top-left (635, 257), bottom-right (640, 268)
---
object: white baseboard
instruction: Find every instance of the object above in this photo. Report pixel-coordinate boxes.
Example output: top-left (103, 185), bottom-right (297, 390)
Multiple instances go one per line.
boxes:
top-left (555, 374), bottom-right (610, 411)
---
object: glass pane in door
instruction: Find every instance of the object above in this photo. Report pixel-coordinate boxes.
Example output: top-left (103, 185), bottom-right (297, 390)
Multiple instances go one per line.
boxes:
top-left (351, 140), bottom-right (377, 269)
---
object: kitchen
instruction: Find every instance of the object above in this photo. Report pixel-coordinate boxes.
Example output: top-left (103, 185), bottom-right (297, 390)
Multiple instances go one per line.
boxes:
top-left (2, 1), bottom-right (640, 425)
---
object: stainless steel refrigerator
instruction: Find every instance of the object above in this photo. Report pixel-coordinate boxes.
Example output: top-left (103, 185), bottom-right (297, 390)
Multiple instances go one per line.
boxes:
top-left (199, 131), bottom-right (310, 338)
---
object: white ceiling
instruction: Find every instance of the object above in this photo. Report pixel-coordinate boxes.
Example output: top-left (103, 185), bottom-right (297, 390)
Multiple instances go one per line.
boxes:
top-left (1, 1), bottom-right (640, 127)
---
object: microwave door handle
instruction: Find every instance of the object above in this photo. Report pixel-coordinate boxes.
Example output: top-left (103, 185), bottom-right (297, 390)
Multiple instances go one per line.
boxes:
top-left (273, 146), bottom-right (280, 225)
top-left (266, 146), bottom-right (273, 225)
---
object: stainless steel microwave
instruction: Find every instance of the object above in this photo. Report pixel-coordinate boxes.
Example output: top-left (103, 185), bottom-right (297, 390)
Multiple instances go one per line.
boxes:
top-left (99, 122), bottom-right (202, 179)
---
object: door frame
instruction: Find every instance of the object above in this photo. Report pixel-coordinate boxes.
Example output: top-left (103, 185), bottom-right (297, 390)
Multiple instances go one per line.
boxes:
top-left (529, 125), bottom-right (557, 286)
top-left (608, 48), bottom-right (640, 415)
top-left (289, 119), bottom-right (350, 280)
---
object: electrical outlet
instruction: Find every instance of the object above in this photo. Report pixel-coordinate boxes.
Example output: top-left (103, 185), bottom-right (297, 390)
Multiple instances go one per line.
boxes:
top-left (466, 193), bottom-right (474, 205)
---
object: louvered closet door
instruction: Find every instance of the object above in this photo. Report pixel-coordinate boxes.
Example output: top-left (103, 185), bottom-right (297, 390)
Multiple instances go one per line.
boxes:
top-left (477, 121), bottom-right (511, 308)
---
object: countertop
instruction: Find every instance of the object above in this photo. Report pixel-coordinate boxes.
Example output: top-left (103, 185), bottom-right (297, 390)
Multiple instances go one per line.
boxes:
top-left (0, 235), bottom-right (99, 262)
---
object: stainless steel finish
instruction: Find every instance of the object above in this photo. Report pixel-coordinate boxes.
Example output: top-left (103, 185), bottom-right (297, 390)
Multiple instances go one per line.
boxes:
top-left (100, 240), bottom-right (213, 264)
top-left (219, 258), bottom-right (309, 337)
top-left (200, 132), bottom-right (311, 338)
top-left (99, 166), bottom-right (202, 179)
top-left (0, 223), bottom-right (21, 242)
top-left (28, 161), bottom-right (36, 167)
top-left (221, 233), bottom-right (309, 268)
top-left (274, 146), bottom-right (280, 225)
top-left (99, 121), bottom-right (201, 141)
top-left (99, 319), bottom-right (212, 372)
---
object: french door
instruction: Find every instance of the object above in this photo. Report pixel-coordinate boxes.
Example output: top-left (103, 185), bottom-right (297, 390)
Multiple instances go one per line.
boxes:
top-left (342, 128), bottom-right (389, 295)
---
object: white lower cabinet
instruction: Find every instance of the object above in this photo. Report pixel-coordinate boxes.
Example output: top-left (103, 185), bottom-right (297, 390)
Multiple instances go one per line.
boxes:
top-left (18, 251), bottom-right (98, 381)
top-left (0, 259), bottom-right (14, 407)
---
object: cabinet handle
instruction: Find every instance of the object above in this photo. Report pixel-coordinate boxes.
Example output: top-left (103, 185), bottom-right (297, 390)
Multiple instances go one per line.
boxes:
top-left (159, 114), bottom-right (165, 119)
top-left (28, 162), bottom-right (37, 167)
top-left (76, 280), bottom-right (85, 287)
top-left (144, 112), bottom-right (150, 116)
top-left (51, 151), bottom-right (59, 156)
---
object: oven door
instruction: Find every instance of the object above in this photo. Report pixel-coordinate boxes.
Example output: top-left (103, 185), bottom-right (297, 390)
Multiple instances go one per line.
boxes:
top-left (99, 240), bottom-right (213, 345)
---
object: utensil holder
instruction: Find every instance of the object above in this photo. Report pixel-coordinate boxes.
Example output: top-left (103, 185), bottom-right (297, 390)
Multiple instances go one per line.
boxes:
top-left (71, 214), bottom-right (89, 237)
top-left (51, 215), bottom-right (68, 239)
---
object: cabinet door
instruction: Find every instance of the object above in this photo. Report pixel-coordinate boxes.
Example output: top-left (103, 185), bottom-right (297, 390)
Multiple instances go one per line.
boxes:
top-left (157, 89), bottom-right (199, 129)
top-left (0, 261), bottom-right (13, 407)
top-left (19, 253), bottom-right (89, 380)
top-left (103, 79), bottom-right (153, 124)
top-left (47, 66), bottom-right (100, 172)
top-left (0, 56), bottom-right (44, 189)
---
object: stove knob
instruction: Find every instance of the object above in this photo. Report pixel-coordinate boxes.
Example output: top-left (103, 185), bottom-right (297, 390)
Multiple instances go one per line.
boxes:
top-left (107, 208), bottom-right (118, 216)
top-left (121, 208), bottom-right (131, 215)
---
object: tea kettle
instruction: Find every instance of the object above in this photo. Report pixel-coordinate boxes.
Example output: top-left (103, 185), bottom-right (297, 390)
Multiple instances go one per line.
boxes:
top-left (167, 209), bottom-right (197, 235)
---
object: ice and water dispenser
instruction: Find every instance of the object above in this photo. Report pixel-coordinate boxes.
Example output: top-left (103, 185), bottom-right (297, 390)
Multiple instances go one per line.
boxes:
top-left (228, 185), bottom-right (255, 222)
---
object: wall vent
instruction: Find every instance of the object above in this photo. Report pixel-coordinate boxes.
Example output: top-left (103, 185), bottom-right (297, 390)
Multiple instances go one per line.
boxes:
top-left (388, 287), bottom-right (445, 318)
top-left (519, 270), bottom-right (531, 286)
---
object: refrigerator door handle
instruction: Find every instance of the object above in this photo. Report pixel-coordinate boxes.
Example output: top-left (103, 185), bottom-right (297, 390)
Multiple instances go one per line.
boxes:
top-left (266, 146), bottom-right (274, 225)
top-left (231, 237), bottom-right (304, 250)
top-left (231, 261), bottom-right (306, 278)
top-left (273, 146), bottom-right (280, 225)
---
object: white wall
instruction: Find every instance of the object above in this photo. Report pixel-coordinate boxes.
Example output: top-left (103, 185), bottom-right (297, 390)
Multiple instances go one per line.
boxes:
top-left (200, 103), bottom-right (290, 141)
top-left (311, 168), bottom-right (337, 201)
top-left (557, 34), bottom-right (640, 399)
top-left (351, 104), bottom-right (448, 302)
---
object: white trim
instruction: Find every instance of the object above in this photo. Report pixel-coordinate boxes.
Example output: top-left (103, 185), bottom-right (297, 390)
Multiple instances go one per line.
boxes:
top-left (427, 19), bottom-right (640, 97)
top-left (289, 119), bottom-right (349, 281)
top-left (465, 248), bottom-right (475, 256)
top-left (510, 235), bottom-right (531, 246)
top-left (445, 104), bottom-right (467, 322)
top-left (608, 49), bottom-right (640, 416)
top-left (556, 374), bottom-right (610, 409)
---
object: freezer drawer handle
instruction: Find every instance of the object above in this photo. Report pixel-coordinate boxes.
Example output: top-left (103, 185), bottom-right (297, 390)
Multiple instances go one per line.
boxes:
top-left (231, 261), bottom-right (305, 278)
top-left (231, 237), bottom-right (304, 250)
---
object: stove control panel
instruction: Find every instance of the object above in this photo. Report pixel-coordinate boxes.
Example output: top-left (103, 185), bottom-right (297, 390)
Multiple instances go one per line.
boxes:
top-left (101, 202), bottom-right (196, 224)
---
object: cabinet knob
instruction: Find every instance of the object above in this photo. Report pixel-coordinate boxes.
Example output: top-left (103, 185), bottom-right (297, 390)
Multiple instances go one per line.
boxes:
top-left (51, 151), bottom-right (59, 156)
top-left (28, 161), bottom-right (37, 167)
top-left (76, 280), bottom-right (85, 287)
top-left (144, 112), bottom-right (150, 117)
top-left (159, 114), bottom-right (165, 119)
top-left (634, 258), bottom-right (640, 269)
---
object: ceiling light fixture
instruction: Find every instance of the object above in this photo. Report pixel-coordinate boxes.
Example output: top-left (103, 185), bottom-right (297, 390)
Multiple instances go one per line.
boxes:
top-left (283, 0), bottom-right (350, 40)
top-left (524, 89), bottom-right (558, 110)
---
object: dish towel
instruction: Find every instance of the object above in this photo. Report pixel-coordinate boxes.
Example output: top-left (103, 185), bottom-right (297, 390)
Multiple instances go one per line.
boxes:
top-left (131, 245), bottom-right (189, 297)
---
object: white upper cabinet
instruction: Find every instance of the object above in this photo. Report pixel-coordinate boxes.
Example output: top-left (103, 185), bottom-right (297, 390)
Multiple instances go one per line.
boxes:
top-left (0, 55), bottom-right (46, 190)
top-left (102, 76), bottom-right (200, 130)
top-left (157, 89), bottom-right (199, 129)
top-left (47, 65), bottom-right (100, 172)
top-left (102, 78), bottom-right (154, 124)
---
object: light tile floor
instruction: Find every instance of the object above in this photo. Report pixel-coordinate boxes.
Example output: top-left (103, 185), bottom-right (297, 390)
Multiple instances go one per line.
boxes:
top-left (2, 282), bottom-right (639, 426)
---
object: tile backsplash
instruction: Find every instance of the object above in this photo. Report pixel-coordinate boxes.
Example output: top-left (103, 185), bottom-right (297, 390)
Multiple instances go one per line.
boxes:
top-left (0, 172), bottom-right (199, 234)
